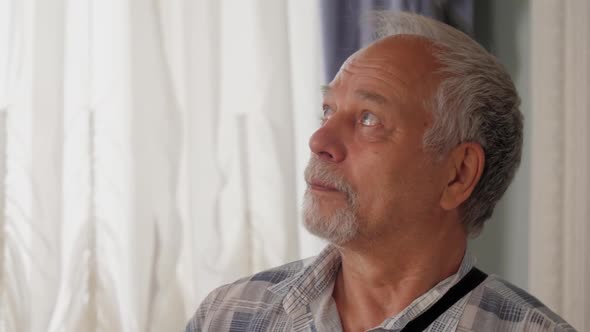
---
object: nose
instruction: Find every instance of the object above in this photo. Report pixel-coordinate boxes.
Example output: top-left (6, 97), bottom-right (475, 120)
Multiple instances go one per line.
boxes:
top-left (308, 120), bottom-right (346, 163)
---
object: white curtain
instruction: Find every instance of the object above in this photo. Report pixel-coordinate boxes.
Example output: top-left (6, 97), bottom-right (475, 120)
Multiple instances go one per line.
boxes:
top-left (529, 0), bottom-right (590, 330)
top-left (0, 0), bottom-right (325, 331)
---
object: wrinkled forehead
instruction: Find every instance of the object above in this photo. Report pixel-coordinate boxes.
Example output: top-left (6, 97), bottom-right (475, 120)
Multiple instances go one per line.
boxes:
top-left (332, 35), bottom-right (443, 102)
top-left (347, 34), bottom-right (441, 68)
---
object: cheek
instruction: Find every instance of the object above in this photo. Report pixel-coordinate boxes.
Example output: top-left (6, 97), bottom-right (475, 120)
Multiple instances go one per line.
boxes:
top-left (350, 156), bottom-right (406, 207)
top-left (399, 162), bottom-right (447, 211)
top-left (353, 153), bottom-right (442, 211)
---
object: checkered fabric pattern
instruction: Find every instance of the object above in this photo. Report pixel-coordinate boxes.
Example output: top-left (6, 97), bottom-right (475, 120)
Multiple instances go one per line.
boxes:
top-left (186, 246), bottom-right (575, 332)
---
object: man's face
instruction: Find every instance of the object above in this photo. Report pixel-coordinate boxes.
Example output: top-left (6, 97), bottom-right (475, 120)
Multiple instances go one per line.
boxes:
top-left (303, 36), bottom-right (449, 245)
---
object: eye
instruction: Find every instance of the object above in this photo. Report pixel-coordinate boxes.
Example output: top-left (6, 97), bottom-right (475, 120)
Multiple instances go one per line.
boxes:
top-left (360, 111), bottom-right (380, 126)
top-left (321, 105), bottom-right (335, 123)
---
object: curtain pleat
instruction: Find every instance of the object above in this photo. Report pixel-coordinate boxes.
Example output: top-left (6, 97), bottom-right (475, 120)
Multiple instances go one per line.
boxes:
top-left (0, 0), bottom-right (324, 331)
top-left (319, 0), bottom-right (474, 82)
top-left (129, 0), bottom-right (185, 330)
top-left (529, 0), bottom-right (590, 330)
top-left (286, 0), bottom-right (327, 259)
top-left (50, 0), bottom-right (93, 329)
top-left (1, 0), bottom-right (35, 331)
top-left (30, 0), bottom-right (65, 330)
top-left (50, 1), bottom-right (130, 331)
top-left (247, 0), bottom-right (299, 273)
top-left (180, 0), bottom-right (223, 311)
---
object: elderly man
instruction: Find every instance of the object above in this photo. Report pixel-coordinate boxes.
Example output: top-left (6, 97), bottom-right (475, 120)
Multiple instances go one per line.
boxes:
top-left (186, 12), bottom-right (574, 332)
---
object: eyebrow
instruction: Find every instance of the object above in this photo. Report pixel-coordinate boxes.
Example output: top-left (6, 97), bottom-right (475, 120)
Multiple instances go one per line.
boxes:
top-left (354, 89), bottom-right (388, 105)
top-left (321, 85), bottom-right (388, 105)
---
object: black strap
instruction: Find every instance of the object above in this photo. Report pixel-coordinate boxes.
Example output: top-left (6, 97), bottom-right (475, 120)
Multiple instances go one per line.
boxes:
top-left (400, 267), bottom-right (488, 332)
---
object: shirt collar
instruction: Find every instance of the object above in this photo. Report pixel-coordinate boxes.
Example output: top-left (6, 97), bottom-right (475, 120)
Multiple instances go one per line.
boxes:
top-left (377, 253), bottom-right (476, 330)
top-left (268, 244), bottom-right (476, 328)
top-left (268, 245), bottom-right (341, 314)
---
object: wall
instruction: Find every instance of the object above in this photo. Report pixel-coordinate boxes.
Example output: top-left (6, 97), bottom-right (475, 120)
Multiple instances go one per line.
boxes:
top-left (470, 0), bottom-right (530, 288)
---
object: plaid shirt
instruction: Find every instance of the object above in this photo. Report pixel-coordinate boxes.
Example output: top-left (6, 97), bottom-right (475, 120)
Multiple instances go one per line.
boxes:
top-left (186, 246), bottom-right (575, 332)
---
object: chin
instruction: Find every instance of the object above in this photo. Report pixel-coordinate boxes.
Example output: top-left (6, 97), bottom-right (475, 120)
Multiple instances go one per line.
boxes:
top-left (302, 190), bottom-right (360, 245)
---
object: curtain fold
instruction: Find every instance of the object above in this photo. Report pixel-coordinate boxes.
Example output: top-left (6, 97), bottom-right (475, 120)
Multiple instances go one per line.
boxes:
top-left (129, 0), bottom-right (186, 330)
top-left (0, 0), bottom-right (323, 331)
top-left (286, 0), bottom-right (326, 260)
top-left (529, 0), bottom-right (590, 330)
top-left (319, 0), bottom-right (474, 81)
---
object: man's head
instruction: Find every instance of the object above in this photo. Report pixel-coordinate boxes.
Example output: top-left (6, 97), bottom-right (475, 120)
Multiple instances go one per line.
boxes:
top-left (303, 12), bottom-right (522, 246)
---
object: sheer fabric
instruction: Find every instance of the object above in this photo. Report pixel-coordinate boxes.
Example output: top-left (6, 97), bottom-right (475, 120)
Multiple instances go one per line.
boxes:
top-left (0, 0), bottom-right (323, 331)
top-left (529, 1), bottom-right (590, 330)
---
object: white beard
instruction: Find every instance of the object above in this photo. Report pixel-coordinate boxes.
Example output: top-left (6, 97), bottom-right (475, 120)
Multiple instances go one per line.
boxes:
top-left (302, 157), bottom-right (360, 245)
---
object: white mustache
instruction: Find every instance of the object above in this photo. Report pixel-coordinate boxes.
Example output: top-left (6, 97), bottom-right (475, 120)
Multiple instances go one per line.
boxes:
top-left (304, 157), bottom-right (357, 199)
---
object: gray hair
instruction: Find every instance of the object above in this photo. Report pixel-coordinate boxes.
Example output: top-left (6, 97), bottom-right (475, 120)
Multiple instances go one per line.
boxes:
top-left (370, 12), bottom-right (523, 235)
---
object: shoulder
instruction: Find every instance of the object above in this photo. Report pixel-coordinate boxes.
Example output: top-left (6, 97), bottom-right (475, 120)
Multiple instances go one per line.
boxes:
top-left (460, 275), bottom-right (577, 331)
top-left (185, 258), bottom-right (309, 332)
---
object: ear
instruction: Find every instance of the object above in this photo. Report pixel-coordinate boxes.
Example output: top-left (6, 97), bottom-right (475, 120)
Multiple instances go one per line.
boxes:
top-left (440, 142), bottom-right (485, 211)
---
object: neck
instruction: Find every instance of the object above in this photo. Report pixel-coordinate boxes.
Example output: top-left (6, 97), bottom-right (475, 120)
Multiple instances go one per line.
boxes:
top-left (332, 223), bottom-right (467, 332)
